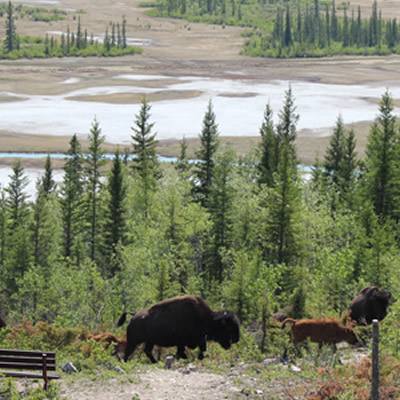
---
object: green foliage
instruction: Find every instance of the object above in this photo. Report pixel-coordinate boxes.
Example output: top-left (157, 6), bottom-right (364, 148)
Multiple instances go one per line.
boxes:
top-left (146, 0), bottom-right (400, 58)
top-left (1, 91), bottom-right (400, 394)
top-left (0, 13), bottom-right (142, 59)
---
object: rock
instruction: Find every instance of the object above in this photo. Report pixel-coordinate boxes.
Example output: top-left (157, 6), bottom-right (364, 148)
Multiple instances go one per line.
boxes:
top-left (165, 355), bottom-right (174, 369)
top-left (114, 366), bottom-right (125, 373)
top-left (62, 362), bottom-right (77, 373)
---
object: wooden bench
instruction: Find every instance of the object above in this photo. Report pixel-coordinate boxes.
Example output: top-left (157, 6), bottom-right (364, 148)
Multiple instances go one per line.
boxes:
top-left (0, 349), bottom-right (60, 390)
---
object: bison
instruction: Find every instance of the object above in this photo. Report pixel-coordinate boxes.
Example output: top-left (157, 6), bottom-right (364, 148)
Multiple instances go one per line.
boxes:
top-left (87, 332), bottom-right (127, 361)
top-left (88, 332), bottom-right (121, 348)
top-left (117, 295), bottom-right (240, 363)
top-left (282, 317), bottom-right (360, 351)
top-left (348, 286), bottom-right (391, 325)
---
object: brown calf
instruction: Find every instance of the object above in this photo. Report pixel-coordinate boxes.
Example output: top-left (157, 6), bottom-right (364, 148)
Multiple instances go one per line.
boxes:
top-left (88, 333), bottom-right (121, 348)
top-left (88, 333), bottom-right (126, 360)
top-left (282, 318), bottom-right (359, 351)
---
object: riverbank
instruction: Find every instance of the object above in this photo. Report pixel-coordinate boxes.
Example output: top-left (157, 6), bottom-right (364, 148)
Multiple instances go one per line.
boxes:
top-left (0, 116), bottom-right (371, 169)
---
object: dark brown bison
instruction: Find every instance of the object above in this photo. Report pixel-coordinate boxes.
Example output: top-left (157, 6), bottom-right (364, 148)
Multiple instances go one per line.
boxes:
top-left (348, 286), bottom-right (391, 325)
top-left (282, 317), bottom-right (359, 351)
top-left (117, 295), bottom-right (240, 363)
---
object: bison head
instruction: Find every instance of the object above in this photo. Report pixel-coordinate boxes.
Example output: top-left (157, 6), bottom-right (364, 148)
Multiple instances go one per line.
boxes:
top-left (208, 310), bottom-right (240, 349)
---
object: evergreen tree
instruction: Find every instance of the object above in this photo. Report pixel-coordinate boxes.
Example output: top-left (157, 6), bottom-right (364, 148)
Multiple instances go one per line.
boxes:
top-left (264, 91), bottom-right (303, 293)
top-left (122, 16), bottom-right (127, 48)
top-left (0, 191), bottom-right (7, 269)
top-left (207, 148), bottom-right (236, 282)
top-left (6, 160), bottom-right (29, 230)
top-left (176, 136), bottom-right (191, 177)
top-left (60, 134), bottom-right (84, 262)
top-left (193, 99), bottom-right (219, 206)
top-left (257, 103), bottom-right (277, 187)
top-left (323, 114), bottom-right (346, 187)
top-left (276, 86), bottom-right (298, 167)
top-left (130, 97), bottom-right (160, 216)
top-left (41, 154), bottom-right (56, 198)
top-left (339, 128), bottom-right (358, 208)
top-left (284, 4), bottom-right (292, 47)
top-left (4, 0), bottom-right (18, 53)
top-left (103, 149), bottom-right (127, 277)
top-left (362, 90), bottom-right (400, 220)
top-left (267, 143), bottom-right (303, 268)
top-left (5, 161), bottom-right (32, 294)
top-left (32, 181), bottom-right (61, 269)
top-left (85, 117), bottom-right (107, 262)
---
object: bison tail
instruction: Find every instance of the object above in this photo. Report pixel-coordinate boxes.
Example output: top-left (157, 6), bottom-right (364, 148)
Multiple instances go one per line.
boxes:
top-left (117, 312), bottom-right (128, 327)
top-left (117, 311), bottom-right (136, 327)
top-left (281, 318), bottom-right (296, 329)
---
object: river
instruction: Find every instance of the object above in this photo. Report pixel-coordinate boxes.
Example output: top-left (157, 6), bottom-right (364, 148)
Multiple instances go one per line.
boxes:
top-left (2, 74), bottom-right (400, 144)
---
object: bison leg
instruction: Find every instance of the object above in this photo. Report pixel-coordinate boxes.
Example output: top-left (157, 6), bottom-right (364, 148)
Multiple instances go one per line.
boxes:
top-left (198, 340), bottom-right (207, 360)
top-left (176, 345), bottom-right (188, 360)
top-left (124, 341), bottom-right (138, 362)
top-left (144, 343), bottom-right (157, 363)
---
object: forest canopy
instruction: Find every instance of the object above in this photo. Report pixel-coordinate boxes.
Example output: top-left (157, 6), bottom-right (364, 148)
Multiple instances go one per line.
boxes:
top-left (146, 0), bottom-right (400, 57)
top-left (1, 89), bottom-right (400, 364)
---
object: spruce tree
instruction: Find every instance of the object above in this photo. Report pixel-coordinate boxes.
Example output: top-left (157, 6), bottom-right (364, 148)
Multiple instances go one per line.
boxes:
top-left (60, 134), bottom-right (84, 261)
top-left (323, 114), bottom-right (346, 187)
top-left (85, 117), bottom-right (106, 262)
top-left (339, 128), bottom-right (358, 208)
top-left (6, 160), bottom-right (29, 230)
top-left (193, 99), bottom-right (219, 206)
top-left (130, 97), bottom-right (160, 217)
top-left (362, 90), bottom-right (400, 220)
top-left (4, 0), bottom-right (17, 53)
top-left (257, 103), bottom-right (277, 187)
top-left (103, 149), bottom-right (126, 277)
top-left (41, 154), bottom-right (56, 198)
top-left (5, 160), bottom-right (32, 294)
top-left (176, 136), bottom-right (191, 177)
top-left (207, 148), bottom-right (236, 282)
top-left (276, 86), bottom-right (298, 167)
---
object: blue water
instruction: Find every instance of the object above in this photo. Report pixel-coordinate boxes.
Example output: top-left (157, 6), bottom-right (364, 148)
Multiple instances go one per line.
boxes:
top-left (0, 152), bottom-right (179, 163)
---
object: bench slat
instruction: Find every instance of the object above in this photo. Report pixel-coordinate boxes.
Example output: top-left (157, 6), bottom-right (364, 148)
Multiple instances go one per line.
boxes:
top-left (0, 356), bottom-right (55, 364)
top-left (0, 362), bottom-right (56, 370)
top-left (0, 371), bottom-right (60, 380)
top-left (0, 350), bottom-right (55, 358)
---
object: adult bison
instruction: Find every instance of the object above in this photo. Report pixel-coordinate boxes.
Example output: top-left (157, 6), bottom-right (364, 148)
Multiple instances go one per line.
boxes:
top-left (348, 286), bottom-right (391, 325)
top-left (117, 295), bottom-right (240, 363)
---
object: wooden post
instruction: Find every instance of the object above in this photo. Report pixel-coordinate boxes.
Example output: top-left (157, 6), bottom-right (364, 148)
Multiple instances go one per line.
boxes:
top-left (371, 319), bottom-right (379, 400)
top-left (42, 353), bottom-right (49, 390)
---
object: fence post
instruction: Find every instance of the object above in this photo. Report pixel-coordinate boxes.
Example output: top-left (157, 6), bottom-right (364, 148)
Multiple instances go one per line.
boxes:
top-left (371, 319), bottom-right (380, 400)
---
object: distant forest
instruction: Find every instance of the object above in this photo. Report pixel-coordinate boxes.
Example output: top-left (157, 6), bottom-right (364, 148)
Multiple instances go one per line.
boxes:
top-left (1, 89), bottom-right (400, 361)
top-left (147, 0), bottom-right (400, 57)
top-left (1, 1), bottom-right (142, 59)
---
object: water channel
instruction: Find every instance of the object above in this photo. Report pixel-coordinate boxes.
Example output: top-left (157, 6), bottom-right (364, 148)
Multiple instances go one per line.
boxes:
top-left (2, 74), bottom-right (400, 143)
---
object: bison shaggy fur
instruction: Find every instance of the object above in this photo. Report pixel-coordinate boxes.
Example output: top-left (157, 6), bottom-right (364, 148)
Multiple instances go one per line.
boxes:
top-left (282, 317), bottom-right (359, 350)
top-left (348, 286), bottom-right (391, 325)
top-left (117, 295), bottom-right (240, 363)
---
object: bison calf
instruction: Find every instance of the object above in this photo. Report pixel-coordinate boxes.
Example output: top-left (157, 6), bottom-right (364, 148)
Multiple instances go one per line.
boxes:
top-left (282, 317), bottom-right (359, 351)
top-left (88, 332), bottom-right (121, 349)
top-left (117, 295), bottom-right (240, 363)
top-left (88, 332), bottom-right (127, 360)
